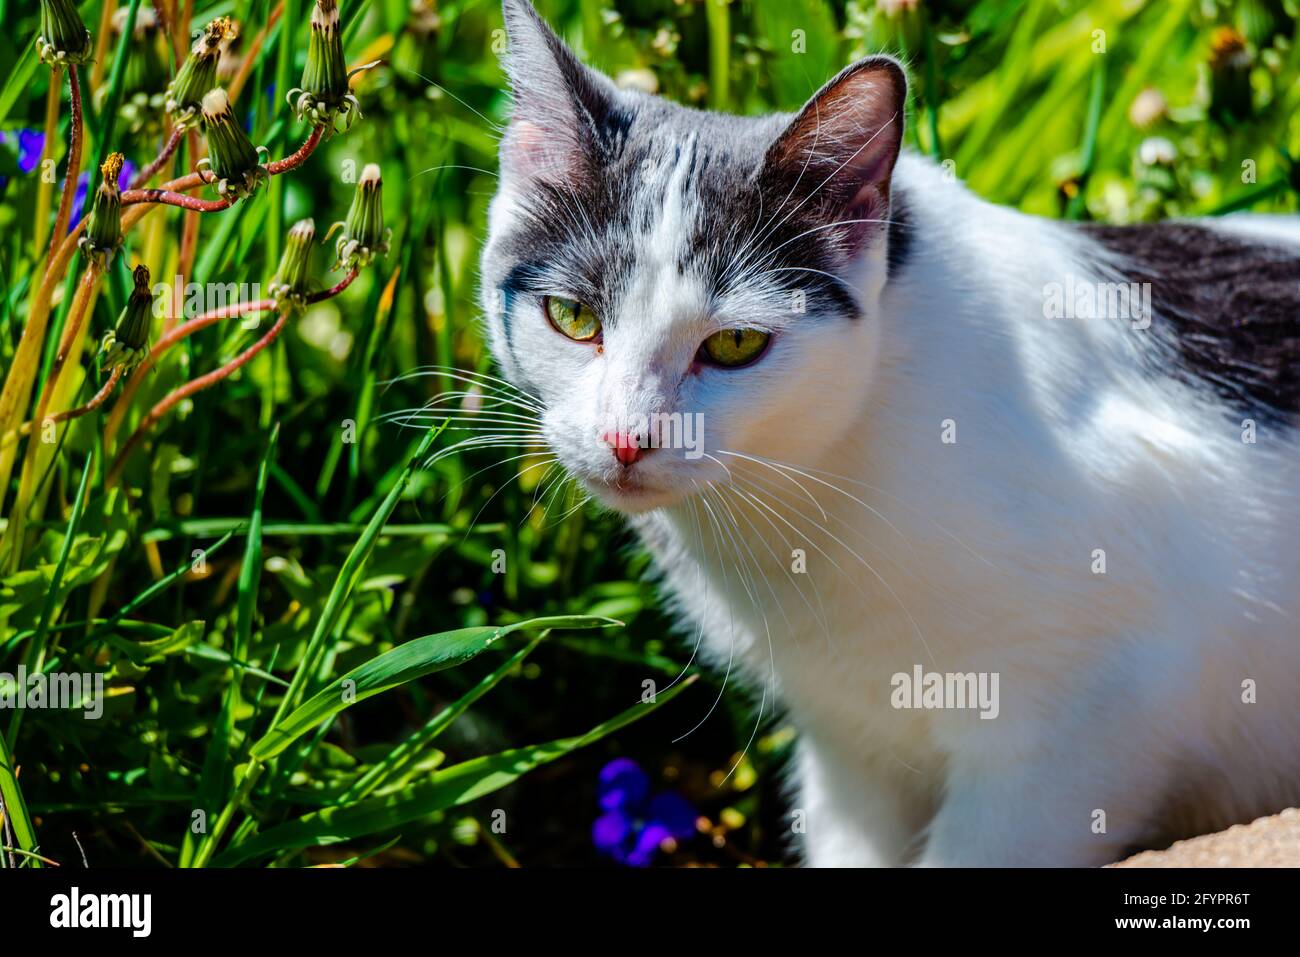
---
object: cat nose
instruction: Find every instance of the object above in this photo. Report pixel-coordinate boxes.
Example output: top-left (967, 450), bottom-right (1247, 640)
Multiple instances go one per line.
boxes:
top-left (601, 430), bottom-right (649, 466)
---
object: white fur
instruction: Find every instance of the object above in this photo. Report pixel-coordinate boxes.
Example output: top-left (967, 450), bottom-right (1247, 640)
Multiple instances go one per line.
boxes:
top-left (487, 146), bottom-right (1300, 866)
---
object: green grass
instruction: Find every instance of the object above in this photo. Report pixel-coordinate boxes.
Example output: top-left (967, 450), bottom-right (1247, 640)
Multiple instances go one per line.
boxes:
top-left (0, 0), bottom-right (1296, 868)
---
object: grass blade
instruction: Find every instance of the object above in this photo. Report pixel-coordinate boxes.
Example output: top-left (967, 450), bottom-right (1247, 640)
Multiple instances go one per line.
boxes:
top-left (251, 615), bottom-right (621, 762)
top-left (216, 675), bottom-right (697, 866)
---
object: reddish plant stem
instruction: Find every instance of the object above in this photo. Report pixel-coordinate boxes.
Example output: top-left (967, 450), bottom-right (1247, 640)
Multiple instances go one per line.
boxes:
top-left (129, 127), bottom-right (185, 189)
top-left (106, 297), bottom-right (276, 442)
top-left (14, 367), bottom-right (125, 443)
top-left (106, 270), bottom-right (358, 485)
top-left (41, 267), bottom-right (103, 416)
top-left (44, 67), bottom-right (83, 272)
top-left (311, 269), bottom-right (361, 303)
top-left (267, 125), bottom-right (324, 175)
top-left (1, 367), bottom-right (123, 450)
top-left (56, 367), bottom-right (124, 422)
top-left (107, 313), bottom-right (288, 487)
top-left (120, 188), bottom-right (235, 213)
top-left (173, 131), bottom-right (205, 333)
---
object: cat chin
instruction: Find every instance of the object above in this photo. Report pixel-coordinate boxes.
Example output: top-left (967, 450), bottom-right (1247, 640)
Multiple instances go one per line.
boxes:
top-left (583, 478), bottom-right (682, 515)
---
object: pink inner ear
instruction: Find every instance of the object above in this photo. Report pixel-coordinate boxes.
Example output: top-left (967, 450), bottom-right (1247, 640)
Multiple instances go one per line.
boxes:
top-left (842, 183), bottom-right (891, 252)
top-left (503, 119), bottom-right (580, 183)
top-left (806, 87), bottom-right (901, 189)
top-left (772, 61), bottom-right (905, 204)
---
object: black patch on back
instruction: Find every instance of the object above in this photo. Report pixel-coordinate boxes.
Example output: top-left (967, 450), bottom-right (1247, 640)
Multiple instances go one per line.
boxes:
top-left (1086, 222), bottom-right (1300, 419)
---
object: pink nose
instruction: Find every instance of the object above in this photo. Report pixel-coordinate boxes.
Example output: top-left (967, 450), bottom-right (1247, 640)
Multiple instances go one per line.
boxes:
top-left (602, 430), bottom-right (645, 466)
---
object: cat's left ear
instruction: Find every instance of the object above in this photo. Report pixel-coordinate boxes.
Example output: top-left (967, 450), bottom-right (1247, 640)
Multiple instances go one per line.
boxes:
top-left (762, 56), bottom-right (906, 246)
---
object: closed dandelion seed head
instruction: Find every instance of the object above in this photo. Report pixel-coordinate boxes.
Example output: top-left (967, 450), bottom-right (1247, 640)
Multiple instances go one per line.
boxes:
top-left (100, 265), bottom-right (154, 374)
top-left (197, 88), bottom-right (270, 199)
top-left (38, 0), bottom-right (94, 67)
top-left (1209, 27), bottom-right (1253, 125)
top-left (79, 153), bottom-right (125, 268)
top-left (270, 218), bottom-right (318, 312)
top-left (289, 0), bottom-right (363, 133)
top-left (331, 164), bottom-right (390, 271)
top-left (166, 17), bottom-right (235, 129)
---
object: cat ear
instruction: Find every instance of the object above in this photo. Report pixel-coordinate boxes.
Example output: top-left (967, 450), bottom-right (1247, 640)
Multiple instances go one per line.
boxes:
top-left (500, 0), bottom-right (619, 184)
top-left (762, 56), bottom-right (906, 242)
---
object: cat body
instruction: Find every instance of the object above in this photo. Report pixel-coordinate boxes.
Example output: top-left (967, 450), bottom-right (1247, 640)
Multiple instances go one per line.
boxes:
top-left (481, 0), bottom-right (1300, 865)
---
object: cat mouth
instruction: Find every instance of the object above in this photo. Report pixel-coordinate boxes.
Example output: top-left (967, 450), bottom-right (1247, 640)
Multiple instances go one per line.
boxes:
top-left (586, 473), bottom-right (675, 512)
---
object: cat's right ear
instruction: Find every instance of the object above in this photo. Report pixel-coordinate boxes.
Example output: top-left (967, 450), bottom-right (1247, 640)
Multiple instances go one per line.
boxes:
top-left (499, 0), bottom-right (618, 185)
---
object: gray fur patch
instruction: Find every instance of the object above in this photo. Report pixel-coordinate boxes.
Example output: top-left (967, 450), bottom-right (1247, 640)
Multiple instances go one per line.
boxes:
top-left (1088, 222), bottom-right (1300, 419)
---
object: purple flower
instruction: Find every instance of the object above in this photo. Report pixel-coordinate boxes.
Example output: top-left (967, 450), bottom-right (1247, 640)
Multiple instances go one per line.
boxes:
top-left (68, 159), bottom-right (137, 232)
top-left (592, 758), bottom-right (697, 867)
top-left (0, 128), bottom-right (46, 187)
top-left (14, 129), bottom-right (46, 173)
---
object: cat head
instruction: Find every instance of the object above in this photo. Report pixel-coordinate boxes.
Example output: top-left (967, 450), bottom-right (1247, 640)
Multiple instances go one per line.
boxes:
top-left (480, 0), bottom-right (906, 514)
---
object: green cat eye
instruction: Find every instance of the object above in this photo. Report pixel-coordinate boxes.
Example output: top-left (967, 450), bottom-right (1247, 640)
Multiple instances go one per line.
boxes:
top-left (544, 296), bottom-right (601, 342)
top-left (700, 328), bottom-right (771, 367)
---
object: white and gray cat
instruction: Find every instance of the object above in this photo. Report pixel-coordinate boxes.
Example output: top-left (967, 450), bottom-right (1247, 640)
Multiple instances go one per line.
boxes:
top-left (477, 0), bottom-right (1300, 866)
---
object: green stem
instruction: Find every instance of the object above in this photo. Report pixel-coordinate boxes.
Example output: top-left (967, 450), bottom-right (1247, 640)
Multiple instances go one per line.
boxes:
top-left (706, 0), bottom-right (730, 111)
top-left (191, 757), bottom-right (264, 868)
top-left (0, 730), bottom-right (38, 865)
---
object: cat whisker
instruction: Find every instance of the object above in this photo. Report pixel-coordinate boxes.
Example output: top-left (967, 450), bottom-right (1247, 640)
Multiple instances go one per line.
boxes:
top-left (699, 486), bottom-right (783, 787)
top-left (710, 480), bottom-right (836, 651)
top-left (524, 460), bottom-right (573, 528)
top-left (385, 365), bottom-right (545, 413)
top-left (410, 164), bottom-right (499, 181)
top-left (759, 216), bottom-right (907, 261)
top-left (422, 434), bottom-right (547, 471)
top-left (753, 265), bottom-right (862, 299)
top-left (380, 407), bottom-right (540, 426)
top-left (727, 449), bottom-right (1003, 572)
top-left (396, 68), bottom-right (506, 136)
top-left (650, 496), bottom-right (709, 699)
top-left (705, 484), bottom-right (796, 663)
top-left (383, 407), bottom-right (542, 429)
top-left (728, 112), bottom-right (901, 275)
top-left (714, 448), bottom-right (827, 523)
top-left (718, 448), bottom-right (912, 554)
top-left (727, 471), bottom-right (936, 667)
top-left (455, 452), bottom-right (560, 541)
top-left (671, 482), bottom-right (743, 745)
top-left (726, 99), bottom-right (824, 278)
top-left (729, 465), bottom-right (913, 585)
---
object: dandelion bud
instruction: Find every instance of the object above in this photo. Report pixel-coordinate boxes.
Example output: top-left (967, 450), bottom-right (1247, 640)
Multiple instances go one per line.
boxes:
top-left (37, 0), bottom-right (93, 67)
top-left (79, 153), bottom-right (125, 267)
top-left (1209, 27), bottom-right (1253, 125)
top-left (166, 17), bottom-right (235, 129)
top-left (198, 88), bottom-right (269, 199)
top-left (269, 219), bottom-right (317, 311)
top-left (289, 0), bottom-right (362, 131)
top-left (332, 164), bottom-right (390, 271)
top-left (100, 265), bottom-right (154, 374)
